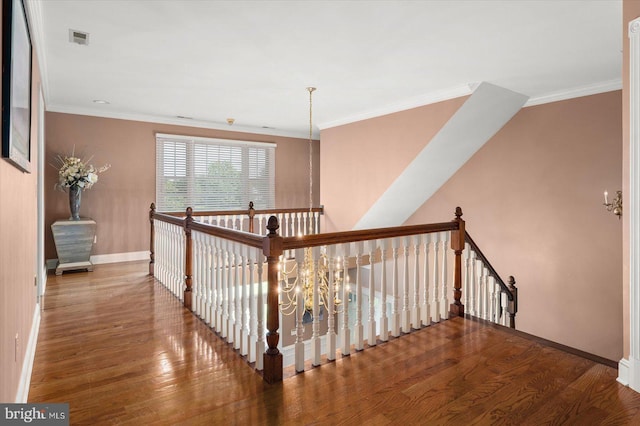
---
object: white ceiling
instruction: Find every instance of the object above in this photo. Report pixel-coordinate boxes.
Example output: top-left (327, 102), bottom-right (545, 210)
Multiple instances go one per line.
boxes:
top-left (26, 0), bottom-right (622, 139)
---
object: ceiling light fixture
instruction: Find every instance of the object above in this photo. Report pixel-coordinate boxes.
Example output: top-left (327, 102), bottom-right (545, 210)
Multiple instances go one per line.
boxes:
top-left (226, 118), bottom-right (235, 125)
top-left (278, 87), bottom-right (345, 319)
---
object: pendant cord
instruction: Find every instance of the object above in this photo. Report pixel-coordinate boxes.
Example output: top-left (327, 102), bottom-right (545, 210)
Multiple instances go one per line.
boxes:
top-left (307, 87), bottom-right (316, 234)
top-left (308, 87), bottom-right (316, 228)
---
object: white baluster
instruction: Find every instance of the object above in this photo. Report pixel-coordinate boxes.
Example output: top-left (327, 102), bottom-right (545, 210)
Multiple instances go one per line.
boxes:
top-left (287, 213), bottom-right (294, 237)
top-left (421, 234), bottom-right (431, 327)
top-left (248, 248), bottom-right (257, 363)
top-left (198, 233), bottom-right (205, 317)
top-left (315, 211), bottom-right (321, 235)
top-left (240, 245), bottom-right (249, 356)
top-left (367, 240), bottom-right (377, 346)
top-left (480, 265), bottom-right (488, 320)
top-left (200, 233), bottom-right (207, 319)
top-left (440, 231), bottom-right (449, 320)
top-left (161, 222), bottom-right (166, 283)
top-left (180, 228), bottom-right (185, 301)
top-left (340, 244), bottom-right (351, 356)
top-left (353, 242), bottom-right (364, 351)
top-left (462, 243), bottom-right (470, 310)
top-left (173, 224), bottom-right (179, 297)
top-left (411, 235), bottom-right (420, 330)
top-left (311, 246), bottom-right (322, 366)
top-left (234, 244), bottom-right (242, 349)
top-left (216, 240), bottom-right (224, 333)
top-left (221, 242), bottom-right (229, 339)
top-left (391, 238), bottom-right (401, 337)
top-left (501, 291), bottom-right (509, 326)
top-left (493, 279), bottom-right (501, 324)
top-left (255, 252), bottom-right (265, 370)
top-left (379, 239), bottom-right (389, 341)
top-left (326, 245), bottom-right (337, 360)
top-left (165, 222), bottom-right (170, 289)
top-left (296, 213), bottom-right (303, 235)
top-left (468, 248), bottom-right (477, 317)
top-left (168, 223), bottom-right (174, 294)
top-left (279, 213), bottom-right (287, 237)
top-left (488, 276), bottom-right (496, 323)
top-left (294, 248), bottom-right (306, 372)
top-left (432, 233), bottom-right (441, 323)
top-left (401, 237), bottom-right (411, 333)
top-left (194, 232), bottom-right (201, 318)
top-left (205, 236), bottom-right (213, 326)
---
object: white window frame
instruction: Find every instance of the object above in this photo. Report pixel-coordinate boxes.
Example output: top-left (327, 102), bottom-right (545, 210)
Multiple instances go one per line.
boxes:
top-left (155, 133), bottom-right (275, 212)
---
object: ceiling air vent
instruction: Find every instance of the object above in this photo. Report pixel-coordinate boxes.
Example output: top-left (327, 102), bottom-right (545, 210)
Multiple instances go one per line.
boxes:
top-left (69, 29), bottom-right (89, 46)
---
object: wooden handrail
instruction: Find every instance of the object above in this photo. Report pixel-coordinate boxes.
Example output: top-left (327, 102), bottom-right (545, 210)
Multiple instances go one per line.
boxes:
top-left (153, 211), bottom-right (186, 227)
top-left (280, 221), bottom-right (459, 250)
top-left (162, 205), bottom-right (324, 218)
top-left (464, 231), bottom-right (518, 327)
top-left (190, 221), bottom-right (263, 248)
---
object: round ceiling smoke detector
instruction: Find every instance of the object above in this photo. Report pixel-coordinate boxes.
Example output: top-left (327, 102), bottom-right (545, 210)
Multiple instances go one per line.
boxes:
top-left (226, 118), bottom-right (235, 125)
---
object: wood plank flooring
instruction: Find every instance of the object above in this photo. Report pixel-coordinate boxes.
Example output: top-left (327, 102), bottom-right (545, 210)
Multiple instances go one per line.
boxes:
top-left (29, 261), bottom-right (640, 425)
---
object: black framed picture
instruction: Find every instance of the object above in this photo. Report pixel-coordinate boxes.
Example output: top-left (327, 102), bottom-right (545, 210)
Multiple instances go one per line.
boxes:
top-left (1, 0), bottom-right (32, 173)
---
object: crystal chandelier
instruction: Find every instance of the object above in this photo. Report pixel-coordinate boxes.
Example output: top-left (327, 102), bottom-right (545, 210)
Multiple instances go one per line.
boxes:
top-left (278, 87), bottom-right (346, 317)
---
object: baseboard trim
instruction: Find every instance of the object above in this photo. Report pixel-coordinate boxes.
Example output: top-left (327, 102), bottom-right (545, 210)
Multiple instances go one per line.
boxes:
top-left (15, 304), bottom-right (41, 403)
top-left (46, 251), bottom-right (149, 270)
top-left (618, 358), bottom-right (630, 386)
top-left (90, 251), bottom-right (149, 265)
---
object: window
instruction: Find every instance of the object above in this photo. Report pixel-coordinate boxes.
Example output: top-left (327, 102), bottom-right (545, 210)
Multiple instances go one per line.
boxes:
top-left (156, 133), bottom-right (275, 212)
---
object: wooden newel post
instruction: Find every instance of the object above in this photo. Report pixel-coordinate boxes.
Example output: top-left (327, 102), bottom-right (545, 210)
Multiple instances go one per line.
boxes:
top-left (263, 215), bottom-right (283, 383)
top-left (149, 203), bottom-right (155, 276)
top-left (248, 201), bottom-right (256, 234)
top-left (507, 276), bottom-right (518, 329)
top-left (184, 207), bottom-right (193, 310)
top-left (450, 206), bottom-right (465, 317)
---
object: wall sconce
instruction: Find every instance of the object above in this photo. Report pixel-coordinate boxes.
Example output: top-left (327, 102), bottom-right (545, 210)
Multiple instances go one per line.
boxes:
top-left (603, 190), bottom-right (622, 219)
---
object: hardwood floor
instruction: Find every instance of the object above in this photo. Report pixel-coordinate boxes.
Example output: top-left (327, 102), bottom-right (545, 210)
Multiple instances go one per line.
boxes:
top-left (30, 261), bottom-right (640, 425)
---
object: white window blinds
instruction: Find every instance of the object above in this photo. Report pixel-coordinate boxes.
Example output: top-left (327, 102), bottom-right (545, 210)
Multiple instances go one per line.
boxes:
top-left (155, 134), bottom-right (275, 212)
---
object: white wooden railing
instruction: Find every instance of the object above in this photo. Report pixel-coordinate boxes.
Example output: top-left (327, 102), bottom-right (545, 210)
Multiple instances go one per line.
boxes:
top-left (149, 204), bottom-right (517, 383)
top-left (166, 203), bottom-right (322, 237)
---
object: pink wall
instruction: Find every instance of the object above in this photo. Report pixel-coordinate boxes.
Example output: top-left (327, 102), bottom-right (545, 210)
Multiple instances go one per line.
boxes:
top-left (1, 49), bottom-right (41, 400)
top-left (44, 113), bottom-right (319, 260)
top-left (321, 96), bottom-right (467, 232)
top-left (321, 91), bottom-right (623, 361)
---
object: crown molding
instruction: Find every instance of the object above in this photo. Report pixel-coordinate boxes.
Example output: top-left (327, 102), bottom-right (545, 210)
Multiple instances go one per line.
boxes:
top-left (46, 104), bottom-right (314, 140)
top-left (524, 79), bottom-right (622, 107)
top-left (47, 78), bottom-right (621, 139)
top-left (318, 84), bottom-right (474, 130)
top-left (319, 80), bottom-right (622, 131)
top-left (24, 0), bottom-right (50, 104)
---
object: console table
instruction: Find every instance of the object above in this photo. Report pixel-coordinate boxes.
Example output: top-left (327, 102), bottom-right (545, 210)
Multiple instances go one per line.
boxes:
top-left (51, 218), bottom-right (97, 275)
